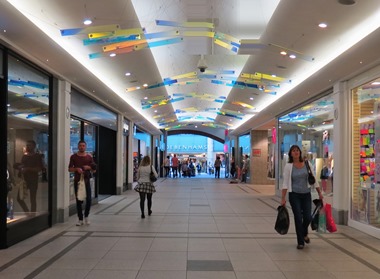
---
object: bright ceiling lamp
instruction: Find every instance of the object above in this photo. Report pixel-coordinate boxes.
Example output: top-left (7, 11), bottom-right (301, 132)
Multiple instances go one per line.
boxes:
top-left (83, 18), bottom-right (92, 25)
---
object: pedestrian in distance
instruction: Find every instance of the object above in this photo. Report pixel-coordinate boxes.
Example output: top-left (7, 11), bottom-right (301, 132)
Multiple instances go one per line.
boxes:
top-left (214, 156), bottom-right (221, 178)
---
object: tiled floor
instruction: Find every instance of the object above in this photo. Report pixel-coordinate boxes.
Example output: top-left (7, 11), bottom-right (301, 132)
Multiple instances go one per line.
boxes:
top-left (1, 176), bottom-right (380, 279)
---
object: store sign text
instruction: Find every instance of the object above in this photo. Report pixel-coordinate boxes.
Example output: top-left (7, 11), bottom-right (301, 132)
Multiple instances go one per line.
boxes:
top-left (167, 145), bottom-right (207, 151)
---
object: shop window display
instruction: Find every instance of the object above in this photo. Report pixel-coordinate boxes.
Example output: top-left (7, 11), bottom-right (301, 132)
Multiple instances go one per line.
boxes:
top-left (7, 55), bottom-right (50, 224)
top-left (352, 79), bottom-right (380, 226)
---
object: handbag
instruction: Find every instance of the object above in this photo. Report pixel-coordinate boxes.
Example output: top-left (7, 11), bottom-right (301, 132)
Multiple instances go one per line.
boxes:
top-left (305, 160), bottom-right (316, 185)
top-left (274, 205), bottom-right (290, 235)
top-left (77, 174), bottom-right (86, 201)
top-left (150, 165), bottom-right (157, 182)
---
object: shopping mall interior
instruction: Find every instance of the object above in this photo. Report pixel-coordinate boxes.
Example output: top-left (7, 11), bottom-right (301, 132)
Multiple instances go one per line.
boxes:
top-left (1, 0), bottom-right (380, 277)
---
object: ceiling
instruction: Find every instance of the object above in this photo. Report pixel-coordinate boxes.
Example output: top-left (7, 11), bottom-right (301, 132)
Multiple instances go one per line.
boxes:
top-left (1, 0), bottom-right (380, 137)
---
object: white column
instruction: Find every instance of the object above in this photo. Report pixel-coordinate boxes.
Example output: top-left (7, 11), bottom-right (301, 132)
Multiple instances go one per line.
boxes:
top-left (332, 81), bottom-right (349, 224)
top-left (56, 80), bottom-right (71, 222)
top-left (115, 114), bottom-right (123, 194)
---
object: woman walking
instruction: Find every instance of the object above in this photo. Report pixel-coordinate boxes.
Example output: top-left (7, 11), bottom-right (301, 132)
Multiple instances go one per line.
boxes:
top-left (281, 145), bottom-right (323, 249)
top-left (135, 155), bottom-right (158, 218)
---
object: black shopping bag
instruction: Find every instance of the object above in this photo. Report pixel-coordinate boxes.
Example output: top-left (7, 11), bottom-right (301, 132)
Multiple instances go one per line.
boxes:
top-left (275, 205), bottom-right (290, 235)
top-left (311, 199), bottom-right (323, 231)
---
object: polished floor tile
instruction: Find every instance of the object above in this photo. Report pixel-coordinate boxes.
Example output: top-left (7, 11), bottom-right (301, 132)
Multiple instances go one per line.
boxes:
top-left (1, 176), bottom-right (380, 279)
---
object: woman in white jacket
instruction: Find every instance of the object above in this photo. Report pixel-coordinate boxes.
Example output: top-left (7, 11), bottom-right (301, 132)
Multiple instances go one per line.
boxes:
top-left (136, 155), bottom-right (158, 219)
top-left (281, 145), bottom-right (323, 249)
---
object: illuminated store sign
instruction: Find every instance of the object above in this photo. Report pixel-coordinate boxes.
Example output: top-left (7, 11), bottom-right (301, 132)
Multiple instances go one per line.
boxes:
top-left (167, 145), bottom-right (207, 151)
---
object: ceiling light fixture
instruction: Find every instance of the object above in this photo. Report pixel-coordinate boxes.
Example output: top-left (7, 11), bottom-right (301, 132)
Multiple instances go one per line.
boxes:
top-left (143, 83), bottom-right (148, 87)
top-left (280, 51), bottom-right (287, 56)
top-left (125, 72), bottom-right (131, 76)
top-left (318, 22), bottom-right (327, 28)
top-left (83, 18), bottom-right (92, 25)
top-left (109, 53), bottom-right (116, 57)
top-left (289, 54), bottom-right (296, 59)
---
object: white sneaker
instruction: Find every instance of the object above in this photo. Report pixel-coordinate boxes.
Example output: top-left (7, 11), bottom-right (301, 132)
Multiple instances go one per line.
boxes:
top-left (76, 220), bottom-right (83, 226)
top-left (84, 217), bottom-right (90, 225)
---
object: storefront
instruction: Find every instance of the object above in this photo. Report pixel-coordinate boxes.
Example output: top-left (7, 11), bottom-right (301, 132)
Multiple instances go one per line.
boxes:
top-left (69, 89), bottom-right (118, 199)
top-left (277, 91), bottom-right (335, 197)
top-left (166, 134), bottom-right (225, 175)
top-left (2, 48), bottom-right (52, 248)
top-left (350, 72), bottom-right (380, 233)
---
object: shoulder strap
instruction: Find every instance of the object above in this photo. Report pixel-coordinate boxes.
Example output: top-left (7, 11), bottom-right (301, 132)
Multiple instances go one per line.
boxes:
top-left (305, 160), bottom-right (311, 174)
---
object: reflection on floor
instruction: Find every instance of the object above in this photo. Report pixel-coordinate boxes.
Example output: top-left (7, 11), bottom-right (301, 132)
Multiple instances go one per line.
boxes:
top-left (1, 177), bottom-right (379, 279)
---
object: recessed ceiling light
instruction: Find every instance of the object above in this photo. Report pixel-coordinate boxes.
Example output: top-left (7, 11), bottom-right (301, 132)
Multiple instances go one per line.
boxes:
top-left (144, 96), bottom-right (147, 100)
top-left (280, 51), bottom-right (287, 56)
top-left (289, 54), bottom-right (296, 59)
top-left (372, 82), bottom-right (380, 85)
top-left (137, 86), bottom-right (141, 90)
top-left (250, 97), bottom-right (254, 100)
top-left (83, 18), bottom-right (92, 25)
top-left (125, 72), bottom-right (131, 76)
top-left (318, 22), bottom-right (327, 28)
top-left (143, 83), bottom-right (148, 87)
top-left (109, 53), bottom-right (116, 57)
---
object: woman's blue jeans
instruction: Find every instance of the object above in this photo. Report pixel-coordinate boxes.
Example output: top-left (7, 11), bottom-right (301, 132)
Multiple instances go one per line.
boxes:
top-left (289, 192), bottom-right (311, 246)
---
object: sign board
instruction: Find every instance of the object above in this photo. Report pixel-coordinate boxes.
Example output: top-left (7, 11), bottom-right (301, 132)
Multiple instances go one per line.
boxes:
top-left (252, 149), bottom-right (261, 157)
